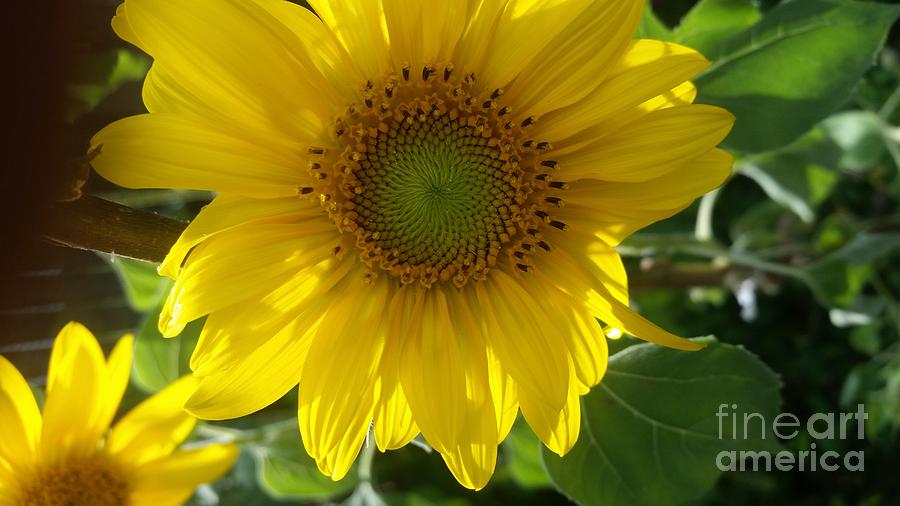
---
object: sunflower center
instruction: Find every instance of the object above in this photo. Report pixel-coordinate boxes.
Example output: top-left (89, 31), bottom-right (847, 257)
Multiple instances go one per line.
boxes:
top-left (306, 64), bottom-right (567, 288)
top-left (18, 456), bottom-right (129, 506)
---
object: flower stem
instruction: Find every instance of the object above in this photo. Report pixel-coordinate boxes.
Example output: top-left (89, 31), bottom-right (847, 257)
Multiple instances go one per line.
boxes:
top-left (358, 429), bottom-right (377, 483)
top-left (43, 195), bottom-right (187, 263)
top-left (44, 194), bottom-right (733, 288)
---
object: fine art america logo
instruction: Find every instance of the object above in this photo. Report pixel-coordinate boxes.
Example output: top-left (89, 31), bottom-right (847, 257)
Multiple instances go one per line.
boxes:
top-left (715, 404), bottom-right (867, 472)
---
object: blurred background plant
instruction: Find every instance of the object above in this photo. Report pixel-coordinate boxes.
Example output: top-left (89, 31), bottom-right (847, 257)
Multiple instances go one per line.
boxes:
top-left (2, 0), bottom-right (900, 505)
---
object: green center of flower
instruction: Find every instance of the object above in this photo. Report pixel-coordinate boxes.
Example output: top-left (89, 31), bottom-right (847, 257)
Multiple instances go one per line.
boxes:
top-left (350, 111), bottom-right (520, 279)
top-left (306, 64), bottom-right (567, 288)
top-left (18, 456), bottom-right (129, 506)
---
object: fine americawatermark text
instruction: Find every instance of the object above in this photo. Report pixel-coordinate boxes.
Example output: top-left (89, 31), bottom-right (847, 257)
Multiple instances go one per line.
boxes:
top-left (715, 403), bottom-right (867, 472)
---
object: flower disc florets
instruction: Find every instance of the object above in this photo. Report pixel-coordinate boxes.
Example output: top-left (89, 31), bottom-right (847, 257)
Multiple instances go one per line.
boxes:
top-left (19, 457), bottom-right (129, 506)
top-left (305, 64), bottom-right (567, 288)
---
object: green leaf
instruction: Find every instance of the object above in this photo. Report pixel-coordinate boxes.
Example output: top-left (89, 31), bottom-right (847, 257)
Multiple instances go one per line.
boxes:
top-left (821, 110), bottom-right (888, 172)
top-left (739, 158), bottom-right (838, 224)
top-left (345, 483), bottom-right (387, 506)
top-left (502, 418), bottom-right (552, 489)
top-left (695, 0), bottom-right (900, 153)
top-left (804, 232), bottom-right (900, 307)
top-left (729, 201), bottom-right (791, 251)
top-left (673, 0), bottom-right (761, 57)
top-left (187, 451), bottom-right (285, 506)
top-left (383, 490), bottom-right (470, 506)
top-left (635, 4), bottom-right (671, 40)
top-left (543, 339), bottom-right (781, 506)
top-left (132, 305), bottom-right (202, 393)
top-left (848, 323), bottom-right (882, 356)
top-left (68, 48), bottom-right (150, 120)
top-left (107, 256), bottom-right (171, 312)
top-left (252, 428), bottom-right (357, 501)
top-left (737, 124), bottom-right (846, 223)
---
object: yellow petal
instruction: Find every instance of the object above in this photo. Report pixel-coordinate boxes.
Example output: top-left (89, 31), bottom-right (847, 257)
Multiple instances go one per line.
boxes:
top-left (114, 0), bottom-right (331, 139)
top-left (373, 335), bottom-right (419, 452)
top-left (553, 80), bottom-right (700, 157)
top-left (528, 240), bottom-right (694, 352)
top-left (110, 2), bottom-right (139, 47)
top-left (591, 286), bottom-right (703, 351)
top-left (187, 256), bottom-right (354, 378)
top-left (528, 241), bottom-right (696, 349)
top-left (95, 334), bottom-right (134, 439)
top-left (565, 306), bottom-right (609, 390)
top-left (454, 289), bottom-right (518, 443)
top-left (648, 81), bottom-right (698, 110)
top-left (559, 149), bottom-right (734, 245)
top-left (587, 241), bottom-right (630, 302)
top-left (539, 235), bottom-right (630, 306)
top-left (160, 194), bottom-right (323, 279)
top-left (506, 0), bottom-right (643, 119)
top-left (397, 287), bottom-right (466, 455)
top-left (0, 355), bottom-right (41, 462)
top-left (537, 39), bottom-right (710, 142)
top-left (129, 488), bottom-right (195, 506)
top-left (132, 444), bottom-right (238, 491)
top-left (159, 221), bottom-right (340, 337)
top-left (477, 0), bottom-right (594, 92)
top-left (41, 322), bottom-right (108, 459)
top-left (382, 0), bottom-right (471, 71)
top-left (557, 104), bottom-right (735, 182)
top-left (476, 271), bottom-right (570, 412)
top-left (108, 376), bottom-right (198, 466)
top-left (248, 0), bottom-right (364, 106)
top-left (452, 0), bottom-right (506, 74)
top-left (440, 419), bottom-right (497, 491)
top-left (565, 149), bottom-right (734, 212)
top-left (373, 376), bottom-right (419, 452)
top-left (524, 273), bottom-right (609, 389)
top-left (0, 481), bottom-right (18, 506)
top-left (398, 286), bottom-right (499, 490)
top-left (308, 0), bottom-right (391, 79)
top-left (139, 63), bottom-right (315, 151)
top-left (185, 311), bottom-right (317, 421)
top-left (519, 364), bottom-right (581, 456)
top-left (91, 113), bottom-right (307, 198)
top-left (298, 276), bottom-right (389, 480)
top-left (485, 347), bottom-right (518, 442)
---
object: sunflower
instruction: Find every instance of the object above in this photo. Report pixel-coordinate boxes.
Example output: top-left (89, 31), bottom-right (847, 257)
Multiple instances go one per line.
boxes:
top-left (90, 0), bottom-right (734, 490)
top-left (0, 322), bottom-right (237, 505)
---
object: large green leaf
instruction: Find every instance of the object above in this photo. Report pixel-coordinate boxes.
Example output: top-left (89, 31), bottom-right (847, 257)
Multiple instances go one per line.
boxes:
top-left (106, 256), bottom-right (171, 312)
top-left (736, 114), bottom-right (880, 224)
top-left (804, 232), bottom-right (900, 308)
top-left (673, 0), bottom-right (761, 57)
top-left (345, 483), bottom-right (388, 506)
top-left (383, 490), bottom-right (470, 506)
top-left (543, 339), bottom-right (781, 506)
top-left (131, 304), bottom-right (202, 393)
top-left (821, 110), bottom-right (888, 172)
top-left (695, 0), bottom-right (900, 153)
top-left (187, 451), bottom-right (285, 506)
top-left (636, 4), bottom-right (671, 40)
top-left (252, 428), bottom-right (357, 501)
top-left (739, 156), bottom-right (838, 224)
top-left (67, 48), bottom-right (150, 120)
top-left (502, 418), bottom-right (552, 489)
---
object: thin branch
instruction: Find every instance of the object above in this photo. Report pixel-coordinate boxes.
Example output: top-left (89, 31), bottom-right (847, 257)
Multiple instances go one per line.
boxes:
top-left (629, 260), bottom-right (732, 290)
top-left (41, 195), bottom-right (731, 288)
top-left (42, 195), bottom-right (187, 264)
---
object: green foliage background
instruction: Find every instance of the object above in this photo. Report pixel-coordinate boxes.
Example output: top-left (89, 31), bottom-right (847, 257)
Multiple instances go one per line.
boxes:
top-left (4, 0), bottom-right (900, 505)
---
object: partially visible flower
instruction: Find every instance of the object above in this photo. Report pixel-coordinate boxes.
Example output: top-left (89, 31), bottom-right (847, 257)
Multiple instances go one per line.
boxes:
top-left (91, 0), bottom-right (734, 490)
top-left (0, 322), bottom-right (238, 506)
